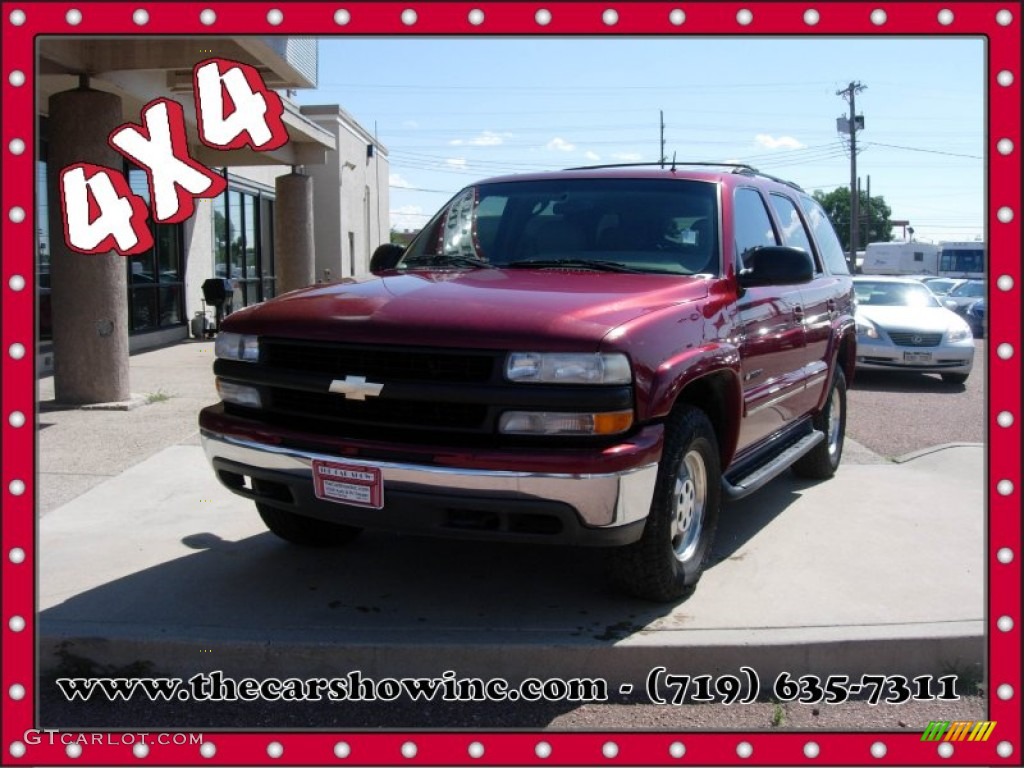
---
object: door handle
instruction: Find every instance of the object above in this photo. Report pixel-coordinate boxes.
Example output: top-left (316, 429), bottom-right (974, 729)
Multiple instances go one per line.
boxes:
top-left (793, 305), bottom-right (805, 320)
top-left (826, 298), bottom-right (837, 312)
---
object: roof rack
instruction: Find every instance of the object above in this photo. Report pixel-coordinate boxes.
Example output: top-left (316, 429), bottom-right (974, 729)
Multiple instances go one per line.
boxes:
top-left (563, 161), bottom-right (804, 192)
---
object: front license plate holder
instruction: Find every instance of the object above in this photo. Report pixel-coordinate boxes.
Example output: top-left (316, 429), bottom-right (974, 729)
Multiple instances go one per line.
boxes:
top-left (312, 460), bottom-right (383, 509)
top-left (903, 351), bottom-right (933, 364)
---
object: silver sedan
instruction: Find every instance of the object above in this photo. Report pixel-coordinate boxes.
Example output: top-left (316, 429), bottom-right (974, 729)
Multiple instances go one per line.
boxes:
top-left (852, 277), bottom-right (974, 384)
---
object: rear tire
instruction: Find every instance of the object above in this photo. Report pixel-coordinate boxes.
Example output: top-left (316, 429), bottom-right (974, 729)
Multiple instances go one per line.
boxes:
top-left (792, 366), bottom-right (847, 480)
top-left (609, 406), bottom-right (721, 602)
top-left (941, 372), bottom-right (970, 385)
top-left (256, 503), bottom-right (363, 547)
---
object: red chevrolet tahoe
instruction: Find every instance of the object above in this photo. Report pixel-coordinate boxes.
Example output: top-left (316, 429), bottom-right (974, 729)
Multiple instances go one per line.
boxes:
top-left (199, 164), bottom-right (856, 601)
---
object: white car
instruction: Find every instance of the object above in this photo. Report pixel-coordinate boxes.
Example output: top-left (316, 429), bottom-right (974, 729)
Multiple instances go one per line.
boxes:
top-left (853, 276), bottom-right (974, 384)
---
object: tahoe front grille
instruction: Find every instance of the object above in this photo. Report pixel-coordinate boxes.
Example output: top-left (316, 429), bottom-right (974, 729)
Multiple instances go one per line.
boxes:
top-left (888, 331), bottom-right (943, 347)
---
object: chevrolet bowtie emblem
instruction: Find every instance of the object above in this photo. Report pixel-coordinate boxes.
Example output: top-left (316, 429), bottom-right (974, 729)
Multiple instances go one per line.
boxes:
top-left (328, 375), bottom-right (384, 401)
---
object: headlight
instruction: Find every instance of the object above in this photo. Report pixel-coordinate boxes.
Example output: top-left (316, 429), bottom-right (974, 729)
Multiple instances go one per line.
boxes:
top-left (855, 318), bottom-right (879, 339)
top-left (215, 332), bottom-right (260, 362)
top-left (216, 379), bottom-right (262, 408)
top-left (505, 352), bottom-right (631, 384)
top-left (947, 322), bottom-right (972, 343)
top-left (498, 410), bottom-right (633, 436)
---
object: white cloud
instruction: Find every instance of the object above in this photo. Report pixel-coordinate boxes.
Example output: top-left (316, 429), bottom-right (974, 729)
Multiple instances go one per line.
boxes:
top-left (389, 174), bottom-right (412, 189)
top-left (611, 152), bottom-right (643, 162)
top-left (754, 134), bottom-right (805, 150)
top-left (446, 157), bottom-right (467, 168)
top-left (450, 130), bottom-right (510, 147)
top-left (546, 137), bottom-right (576, 152)
top-left (391, 205), bottom-right (428, 232)
top-left (584, 151), bottom-right (601, 162)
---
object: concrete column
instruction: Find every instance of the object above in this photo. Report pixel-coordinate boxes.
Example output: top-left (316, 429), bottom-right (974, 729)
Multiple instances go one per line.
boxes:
top-left (274, 171), bottom-right (315, 293)
top-left (47, 85), bottom-right (130, 405)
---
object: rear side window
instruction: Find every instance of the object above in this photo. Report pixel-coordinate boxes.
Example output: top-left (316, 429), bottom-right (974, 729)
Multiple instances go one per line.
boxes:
top-left (733, 187), bottom-right (777, 268)
top-left (768, 193), bottom-right (820, 272)
top-left (798, 195), bottom-right (850, 275)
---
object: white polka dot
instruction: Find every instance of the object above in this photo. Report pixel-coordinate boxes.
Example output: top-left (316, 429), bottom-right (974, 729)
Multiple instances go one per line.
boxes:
top-left (871, 9), bottom-right (887, 24)
top-left (536, 741), bottom-right (552, 759)
top-left (804, 9), bottom-right (820, 25)
top-left (997, 615), bottom-right (1014, 632)
top-left (468, 9), bottom-right (484, 25)
top-left (602, 9), bottom-right (618, 25)
top-left (267, 9), bottom-right (283, 25)
top-left (535, 8), bottom-right (552, 25)
top-left (737, 8), bottom-right (753, 25)
top-left (8, 70), bottom-right (25, 87)
top-left (9, 274), bottom-right (26, 291)
top-left (132, 8), bottom-right (148, 25)
top-left (8, 9), bottom-right (26, 25)
top-left (66, 743), bottom-right (82, 759)
top-left (8, 138), bottom-right (25, 155)
top-left (997, 343), bottom-right (1014, 360)
top-left (401, 8), bottom-right (417, 25)
top-left (938, 742), bottom-right (954, 758)
top-left (334, 742), bottom-right (351, 758)
top-left (804, 742), bottom-right (820, 758)
top-left (9, 479), bottom-right (26, 496)
top-left (997, 741), bottom-right (1014, 758)
top-left (200, 742), bottom-right (216, 758)
top-left (997, 480), bottom-right (1014, 496)
top-left (997, 411), bottom-right (1014, 428)
top-left (9, 548), bottom-right (26, 564)
top-left (401, 742), bottom-right (417, 759)
top-left (997, 547), bottom-right (1014, 563)
top-left (870, 742), bottom-right (887, 758)
top-left (997, 70), bottom-right (1015, 87)
top-left (267, 741), bottom-right (283, 758)
top-left (334, 9), bottom-right (350, 25)
top-left (997, 206), bottom-right (1014, 223)
top-left (996, 9), bottom-right (1013, 25)
top-left (669, 742), bottom-right (686, 758)
top-left (602, 742), bottom-right (619, 758)
top-left (737, 741), bottom-right (753, 758)
top-left (199, 8), bottom-right (216, 25)
top-left (9, 207), bottom-right (25, 223)
top-left (997, 274), bottom-right (1014, 290)
top-left (133, 743), bottom-right (149, 758)
top-left (937, 9), bottom-right (953, 25)
top-left (9, 742), bottom-right (26, 758)
top-left (997, 684), bottom-right (1014, 700)
top-left (468, 741), bottom-right (484, 758)
top-left (9, 343), bottom-right (26, 360)
top-left (669, 9), bottom-right (685, 25)
top-left (65, 8), bottom-right (82, 25)
top-left (8, 616), bottom-right (26, 632)
top-left (8, 684), bottom-right (25, 700)
top-left (9, 411), bottom-right (27, 428)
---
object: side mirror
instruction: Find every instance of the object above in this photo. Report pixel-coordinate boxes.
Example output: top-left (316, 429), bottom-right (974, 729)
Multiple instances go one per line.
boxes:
top-left (370, 243), bottom-right (406, 274)
top-left (738, 246), bottom-right (815, 288)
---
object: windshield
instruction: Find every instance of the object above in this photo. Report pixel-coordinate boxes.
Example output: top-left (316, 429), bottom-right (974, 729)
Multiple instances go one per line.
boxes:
top-left (854, 281), bottom-right (941, 308)
top-left (402, 178), bottom-right (719, 276)
top-left (949, 281), bottom-right (985, 298)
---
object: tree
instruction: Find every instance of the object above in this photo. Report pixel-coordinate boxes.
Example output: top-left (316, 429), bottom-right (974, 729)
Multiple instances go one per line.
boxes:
top-left (812, 187), bottom-right (893, 252)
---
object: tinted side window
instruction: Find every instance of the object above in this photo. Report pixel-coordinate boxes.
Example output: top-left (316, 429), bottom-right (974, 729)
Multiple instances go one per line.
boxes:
top-left (734, 187), bottom-right (777, 268)
top-left (769, 193), bottom-right (819, 271)
top-left (798, 195), bottom-right (850, 275)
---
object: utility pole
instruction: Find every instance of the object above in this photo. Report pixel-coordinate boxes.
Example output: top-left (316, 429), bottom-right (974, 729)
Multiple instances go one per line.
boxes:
top-left (837, 81), bottom-right (866, 269)
top-left (660, 110), bottom-right (665, 167)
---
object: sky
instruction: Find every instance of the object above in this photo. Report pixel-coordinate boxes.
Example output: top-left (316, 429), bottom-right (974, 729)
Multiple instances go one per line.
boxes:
top-left (296, 36), bottom-right (985, 245)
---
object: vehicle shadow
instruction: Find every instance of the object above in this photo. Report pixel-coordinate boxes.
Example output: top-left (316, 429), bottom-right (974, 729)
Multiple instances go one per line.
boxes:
top-left (850, 370), bottom-right (967, 393)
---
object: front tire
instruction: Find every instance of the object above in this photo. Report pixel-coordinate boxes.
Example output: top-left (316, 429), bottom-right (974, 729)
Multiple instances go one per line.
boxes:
top-left (610, 406), bottom-right (721, 602)
top-left (792, 366), bottom-right (847, 480)
top-left (256, 503), bottom-right (363, 547)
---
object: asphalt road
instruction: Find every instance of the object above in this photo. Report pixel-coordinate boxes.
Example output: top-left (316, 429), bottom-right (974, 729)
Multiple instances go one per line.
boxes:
top-left (846, 340), bottom-right (986, 459)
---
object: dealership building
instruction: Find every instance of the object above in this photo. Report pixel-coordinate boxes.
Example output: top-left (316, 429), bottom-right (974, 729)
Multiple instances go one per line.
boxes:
top-left (36, 36), bottom-right (389, 402)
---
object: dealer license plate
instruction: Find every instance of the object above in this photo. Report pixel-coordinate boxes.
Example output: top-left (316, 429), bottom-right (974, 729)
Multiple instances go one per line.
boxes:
top-left (311, 460), bottom-right (383, 509)
top-left (903, 351), bottom-right (933, 364)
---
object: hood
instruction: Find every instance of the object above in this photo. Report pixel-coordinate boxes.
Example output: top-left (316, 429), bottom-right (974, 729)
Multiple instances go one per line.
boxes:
top-left (223, 269), bottom-right (709, 350)
top-left (857, 305), bottom-right (963, 334)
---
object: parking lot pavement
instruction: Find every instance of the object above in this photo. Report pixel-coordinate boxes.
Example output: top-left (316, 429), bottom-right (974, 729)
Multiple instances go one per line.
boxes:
top-left (39, 440), bottom-right (984, 693)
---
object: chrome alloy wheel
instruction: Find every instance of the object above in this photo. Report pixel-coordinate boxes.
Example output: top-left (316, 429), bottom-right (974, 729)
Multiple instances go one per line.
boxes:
top-left (671, 449), bottom-right (707, 563)
top-left (826, 384), bottom-right (843, 459)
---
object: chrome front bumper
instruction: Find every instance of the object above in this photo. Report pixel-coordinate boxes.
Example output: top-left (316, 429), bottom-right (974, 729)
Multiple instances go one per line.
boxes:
top-left (200, 430), bottom-right (659, 531)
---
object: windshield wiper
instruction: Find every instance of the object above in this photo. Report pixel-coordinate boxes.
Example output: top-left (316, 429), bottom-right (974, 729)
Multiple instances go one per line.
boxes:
top-left (404, 254), bottom-right (495, 269)
top-left (504, 258), bottom-right (642, 273)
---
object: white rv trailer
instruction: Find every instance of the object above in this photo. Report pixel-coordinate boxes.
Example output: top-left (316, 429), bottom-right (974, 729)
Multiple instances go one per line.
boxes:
top-left (860, 241), bottom-right (940, 275)
top-left (937, 241), bottom-right (985, 279)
